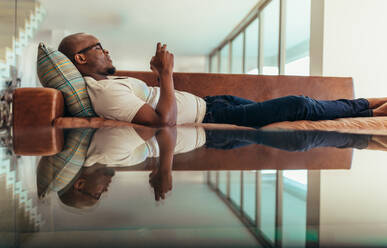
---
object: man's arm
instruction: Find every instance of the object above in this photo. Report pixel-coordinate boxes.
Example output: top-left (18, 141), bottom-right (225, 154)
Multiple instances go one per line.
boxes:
top-left (132, 43), bottom-right (177, 127)
top-left (149, 127), bottom-right (177, 201)
top-left (133, 126), bottom-right (157, 141)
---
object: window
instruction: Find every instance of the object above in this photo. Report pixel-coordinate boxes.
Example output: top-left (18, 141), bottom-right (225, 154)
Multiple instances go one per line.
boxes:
top-left (282, 170), bottom-right (308, 247)
top-left (245, 18), bottom-right (259, 75)
top-left (210, 52), bottom-right (219, 73)
top-left (207, 0), bottom-right (312, 244)
top-left (208, 171), bottom-right (217, 186)
top-left (231, 33), bottom-right (244, 74)
top-left (262, 0), bottom-right (280, 75)
top-left (218, 171), bottom-right (228, 195)
top-left (230, 171), bottom-right (241, 207)
top-left (285, 0), bottom-right (311, 75)
top-left (220, 43), bottom-right (230, 73)
top-left (260, 170), bottom-right (277, 242)
top-left (242, 171), bottom-right (256, 222)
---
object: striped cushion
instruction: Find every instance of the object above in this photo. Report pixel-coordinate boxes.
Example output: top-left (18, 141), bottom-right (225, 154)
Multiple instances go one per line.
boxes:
top-left (37, 42), bottom-right (96, 117)
top-left (37, 128), bottom-right (95, 198)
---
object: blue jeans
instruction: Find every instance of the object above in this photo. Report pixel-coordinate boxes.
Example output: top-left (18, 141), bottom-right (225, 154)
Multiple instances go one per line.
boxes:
top-left (202, 95), bottom-right (372, 128)
top-left (204, 129), bottom-right (371, 151)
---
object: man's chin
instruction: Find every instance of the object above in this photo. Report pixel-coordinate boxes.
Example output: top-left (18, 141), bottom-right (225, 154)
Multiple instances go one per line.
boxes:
top-left (107, 67), bottom-right (116, 75)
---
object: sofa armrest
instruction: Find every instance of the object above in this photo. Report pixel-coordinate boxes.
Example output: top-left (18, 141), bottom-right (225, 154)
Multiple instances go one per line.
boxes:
top-left (13, 88), bottom-right (64, 155)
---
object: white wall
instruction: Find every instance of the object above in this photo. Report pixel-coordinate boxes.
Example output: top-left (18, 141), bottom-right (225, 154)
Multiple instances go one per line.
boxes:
top-left (310, 0), bottom-right (387, 246)
top-left (114, 55), bottom-right (208, 73)
top-left (18, 30), bottom-right (72, 87)
top-left (321, 0), bottom-right (387, 98)
top-left (319, 150), bottom-right (387, 247)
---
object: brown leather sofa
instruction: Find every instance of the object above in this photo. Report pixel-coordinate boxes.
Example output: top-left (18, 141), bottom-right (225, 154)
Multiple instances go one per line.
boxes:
top-left (12, 71), bottom-right (360, 170)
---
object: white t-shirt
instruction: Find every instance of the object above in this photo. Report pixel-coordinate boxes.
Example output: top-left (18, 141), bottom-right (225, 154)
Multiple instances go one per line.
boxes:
top-left (84, 76), bottom-right (207, 124)
top-left (84, 126), bottom-right (206, 167)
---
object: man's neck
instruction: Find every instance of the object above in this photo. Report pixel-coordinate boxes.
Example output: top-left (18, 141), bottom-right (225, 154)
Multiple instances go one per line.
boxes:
top-left (83, 72), bottom-right (108, 81)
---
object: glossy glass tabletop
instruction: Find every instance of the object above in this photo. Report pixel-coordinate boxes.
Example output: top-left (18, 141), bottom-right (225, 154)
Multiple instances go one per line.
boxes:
top-left (1, 125), bottom-right (387, 248)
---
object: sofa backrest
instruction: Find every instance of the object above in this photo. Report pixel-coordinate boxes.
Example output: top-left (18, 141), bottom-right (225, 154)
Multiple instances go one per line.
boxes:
top-left (115, 71), bottom-right (354, 100)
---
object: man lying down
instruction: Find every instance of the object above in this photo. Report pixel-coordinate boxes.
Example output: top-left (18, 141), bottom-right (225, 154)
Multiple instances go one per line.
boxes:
top-left (58, 33), bottom-right (387, 128)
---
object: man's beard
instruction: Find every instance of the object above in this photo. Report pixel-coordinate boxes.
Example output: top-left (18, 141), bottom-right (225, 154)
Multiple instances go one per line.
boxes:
top-left (107, 67), bottom-right (116, 75)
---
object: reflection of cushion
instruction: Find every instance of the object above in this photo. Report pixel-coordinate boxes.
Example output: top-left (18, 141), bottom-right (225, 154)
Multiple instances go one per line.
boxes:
top-left (37, 42), bottom-right (96, 117)
top-left (36, 128), bottom-right (95, 198)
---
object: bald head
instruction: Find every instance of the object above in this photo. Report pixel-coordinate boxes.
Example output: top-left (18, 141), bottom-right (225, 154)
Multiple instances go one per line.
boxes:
top-left (58, 33), bottom-right (116, 80)
top-left (58, 165), bottom-right (115, 209)
top-left (58, 33), bottom-right (86, 61)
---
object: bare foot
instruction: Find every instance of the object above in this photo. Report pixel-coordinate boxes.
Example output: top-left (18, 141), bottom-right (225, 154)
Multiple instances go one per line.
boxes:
top-left (372, 102), bottom-right (387, 116)
top-left (366, 97), bottom-right (387, 109)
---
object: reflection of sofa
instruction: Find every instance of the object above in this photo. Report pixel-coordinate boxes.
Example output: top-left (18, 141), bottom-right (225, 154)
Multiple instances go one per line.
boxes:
top-left (11, 71), bottom-right (368, 170)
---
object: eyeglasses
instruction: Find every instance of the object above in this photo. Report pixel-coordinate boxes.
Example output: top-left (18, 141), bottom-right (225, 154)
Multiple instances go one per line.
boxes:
top-left (74, 42), bottom-right (104, 55)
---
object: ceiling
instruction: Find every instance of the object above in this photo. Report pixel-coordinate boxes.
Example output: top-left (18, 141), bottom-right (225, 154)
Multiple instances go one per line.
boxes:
top-left (39, 0), bottom-right (259, 60)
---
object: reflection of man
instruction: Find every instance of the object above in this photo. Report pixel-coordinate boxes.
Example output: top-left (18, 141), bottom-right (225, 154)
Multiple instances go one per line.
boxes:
top-left (36, 128), bottom-right (117, 209)
top-left (64, 126), bottom-right (376, 207)
top-left (83, 126), bottom-right (199, 202)
top-left (41, 125), bottom-right (386, 209)
top-left (58, 33), bottom-right (387, 128)
top-left (55, 127), bottom-right (179, 207)
top-left (58, 165), bottom-right (115, 208)
top-left (84, 127), bottom-right (204, 167)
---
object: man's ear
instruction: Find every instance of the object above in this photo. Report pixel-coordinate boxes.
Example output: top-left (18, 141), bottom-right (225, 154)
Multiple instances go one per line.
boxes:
top-left (73, 178), bottom-right (87, 190)
top-left (74, 54), bottom-right (87, 64)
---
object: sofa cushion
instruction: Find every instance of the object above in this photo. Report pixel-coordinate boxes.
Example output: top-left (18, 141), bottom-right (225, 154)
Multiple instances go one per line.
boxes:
top-left (37, 42), bottom-right (96, 117)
